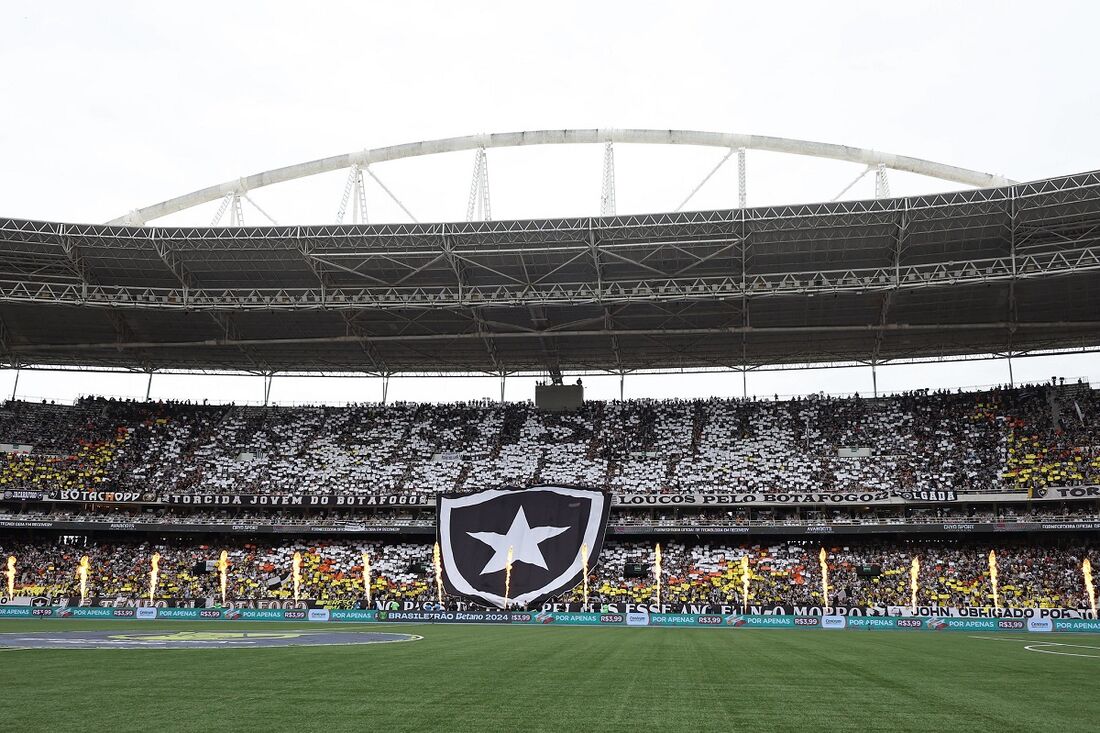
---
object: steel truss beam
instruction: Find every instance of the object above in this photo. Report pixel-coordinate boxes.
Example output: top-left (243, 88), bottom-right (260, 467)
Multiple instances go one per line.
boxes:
top-left (6, 343), bottom-right (1098, 382)
top-left (16, 321), bottom-right (1100, 354)
top-left (3, 171), bottom-right (1098, 310)
top-left (107, 128), bottom-right (1015, 225)
top-left (0, 239), bottom-right (1093, 310)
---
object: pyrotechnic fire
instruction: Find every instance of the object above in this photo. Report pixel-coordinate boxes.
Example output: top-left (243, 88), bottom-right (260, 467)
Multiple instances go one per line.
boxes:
top-left (77, 555), bottom-right (90, 606)
top-left (504, 545), bottom-right (514, 609)
top-left (6, 556), bottom-right (15, 600)
top-left (362, 551), bottom-right (371, 604)
top-left (433, 542), bottom-right (443, 605)
top-left (818, 548), bottom-right (829, 609)
top-left (581, 543), bottom-right (589, 607)
top-left (216, 550), bottom-right (229, 605)
top-left (654, 543), bottom-right (663, 608)
top-left (909, 556), bottom-right (920, 613)
top-left (740, 555), bottom-right (750, 613)
top-left (149, 553), bottom-right (161, 603)
top-left (1084, 558), bottom-right (1096, 619)
top-left (988, 550), bottom-right (1000, 610)
top-left (292, 551), bottom-right (302, 603)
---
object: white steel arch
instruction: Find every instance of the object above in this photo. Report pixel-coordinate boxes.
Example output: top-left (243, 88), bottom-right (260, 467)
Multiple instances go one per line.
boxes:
top-left (108, 128), bottom-right (1015, 225)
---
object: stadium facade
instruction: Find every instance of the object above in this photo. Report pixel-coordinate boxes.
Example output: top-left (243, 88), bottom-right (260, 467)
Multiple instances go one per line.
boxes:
top-left (0, 156), bottom-right (1098, 618)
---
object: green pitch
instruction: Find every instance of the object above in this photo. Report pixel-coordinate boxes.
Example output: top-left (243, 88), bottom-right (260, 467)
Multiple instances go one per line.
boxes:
top-left (0, 620), bottom-right (1096, 732)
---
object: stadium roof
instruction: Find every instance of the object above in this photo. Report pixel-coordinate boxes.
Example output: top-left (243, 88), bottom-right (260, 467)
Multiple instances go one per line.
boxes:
top-left (2, 171), bottom-right (1099, 377)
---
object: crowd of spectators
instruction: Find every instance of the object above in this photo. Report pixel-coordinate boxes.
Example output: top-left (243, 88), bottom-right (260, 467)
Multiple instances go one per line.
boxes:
top-left (1, 537), bottom-right (1093, 611)
top-left (591, 540), bottom-right (1093, 610)
top-left (0, 382), bottom-right (1097, 499)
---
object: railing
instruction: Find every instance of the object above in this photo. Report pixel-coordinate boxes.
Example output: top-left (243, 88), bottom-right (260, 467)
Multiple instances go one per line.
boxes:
top-left (3, 513), bottom-right (1096, 530)
top-left (2, 376), bottom-right (1091, 409)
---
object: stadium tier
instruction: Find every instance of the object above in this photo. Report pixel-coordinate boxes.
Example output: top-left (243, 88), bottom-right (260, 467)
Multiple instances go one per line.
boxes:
top-left (0, 383), bottom-right (1098, 616)
top-left (1, 383), bottom-right (1098, 499)
top-left (1, 537), bottom-right (1093, 612)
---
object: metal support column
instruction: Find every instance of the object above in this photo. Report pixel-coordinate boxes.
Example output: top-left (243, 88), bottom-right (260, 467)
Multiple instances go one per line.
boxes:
top-left (619, 372), bottom-right (625, 401)
top-left (871, 360), bottom-right (878, 398)
top-left (600, 143), bottom-right (617, 216)
top-left (336, 165), bottom-right (369, 224)
top-left (1007, 353), bottom-right (1015, 387)
top-left (741, 368), bottom-right (747, 399)
top-left (262, 373), bottom-right (274, 406)
top-left (466, 148), bottom-right (492, 221)
top-left (10, 363), bottom-right (19, 401)
top-left (145, 370), bottom-right (154, 401)
top-left (381, 373), bottom-right (390, 404)
top-left (737, 147), bottom-right (746, 208)
top-left (874, 163), bottom-right (891, 199)
top-left (499, 373), bottom-right (506, 403)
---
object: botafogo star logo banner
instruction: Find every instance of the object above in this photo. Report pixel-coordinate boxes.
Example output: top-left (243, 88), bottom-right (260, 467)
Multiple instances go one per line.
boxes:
top-left (437, 486), bottom-right (609, 609)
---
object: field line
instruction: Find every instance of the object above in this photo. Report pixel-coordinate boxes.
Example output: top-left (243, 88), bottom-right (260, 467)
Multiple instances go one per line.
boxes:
top-left (1024, 644), bottom-right (1100, 659)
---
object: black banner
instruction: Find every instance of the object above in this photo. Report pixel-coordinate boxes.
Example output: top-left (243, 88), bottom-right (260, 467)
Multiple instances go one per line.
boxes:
top-left (50, 490), bottom-right (156, 503)
top-left (1, 490), bottom-right (45, 502)
top-left (23, 485), bottom-right (1100, 509)
top-left (0, 519), bottom-right (432, 534)
top-left (895, 490), bottom-right (958, 502)
top-left (162, 493), bottom-right (432, 507)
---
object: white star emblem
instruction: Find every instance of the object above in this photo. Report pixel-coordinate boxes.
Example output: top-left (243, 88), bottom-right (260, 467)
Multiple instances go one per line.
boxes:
top-left (467, 506), bottom-right (569, 575)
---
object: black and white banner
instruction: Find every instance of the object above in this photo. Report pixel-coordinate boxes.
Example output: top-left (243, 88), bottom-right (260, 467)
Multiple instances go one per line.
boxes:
top-left (162, 493), bottom-right (432, 507)
top-left (612, 491), bottom-right (895, 507)
top-left (438, 486), bottom-right (610, 610)
top-left (0, 490), bottom-right (45, 502)
top-left (613, 487), bottom-right (1100, 507)
top-left (25, 485), bottom-right (1100, 508)
top-left (50, 490), bottom-right (156, 503)
top-left (894, 490), bottom-right (958, 502)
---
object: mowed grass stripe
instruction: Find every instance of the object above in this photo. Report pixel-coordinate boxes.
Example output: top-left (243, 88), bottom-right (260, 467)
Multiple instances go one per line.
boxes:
top-left (0, 620), bottom-right (1096, 732)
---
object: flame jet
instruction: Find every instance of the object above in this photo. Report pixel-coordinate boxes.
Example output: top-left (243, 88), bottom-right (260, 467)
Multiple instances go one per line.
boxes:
top-left (818, 548), bottom-right (830, 609)
top-left (149, 553), bottom-right (161, 603)
top-left (581, 543), bottom-right (589, 607)
top-left (362, 551), bottom-right (371, 604)
top-left (292, 551), bottom-right (302, 603)
top-left (910, 557), bottom-right (920, 614)
top-left (740, 555), bottom-right (751, 614)
top-left (433, 543), bottom-right (444, 605)
top-left (654, 544), bottom-right (663, 608)
top-left (504, 546), bottom-right (514, 608)
top-left (216, 551), bottom-right (229, 606)
top-left (988, 550), bottom-right (1000, 610)
top-left (77, 556), bottom-right (90, 606)
top-left (1084, 558), bottom-right (1096, 619)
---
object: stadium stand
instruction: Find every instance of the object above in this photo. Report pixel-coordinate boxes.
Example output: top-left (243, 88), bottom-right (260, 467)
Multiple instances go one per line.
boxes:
top-left (1, 382), bottom-right (1098, 498)
top-left (1, 383), bottom-right (1097, 612)
top-left (0, 537), bottom-right (1091, 610)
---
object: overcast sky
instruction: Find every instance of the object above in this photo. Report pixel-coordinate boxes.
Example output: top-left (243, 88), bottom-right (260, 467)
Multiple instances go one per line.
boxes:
top-left (0, 1), bottom-right (1097, 404)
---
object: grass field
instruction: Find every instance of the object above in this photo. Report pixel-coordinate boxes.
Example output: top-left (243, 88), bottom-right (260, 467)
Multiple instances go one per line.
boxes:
top-left (0, 620), bottom-right (1096, 732)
